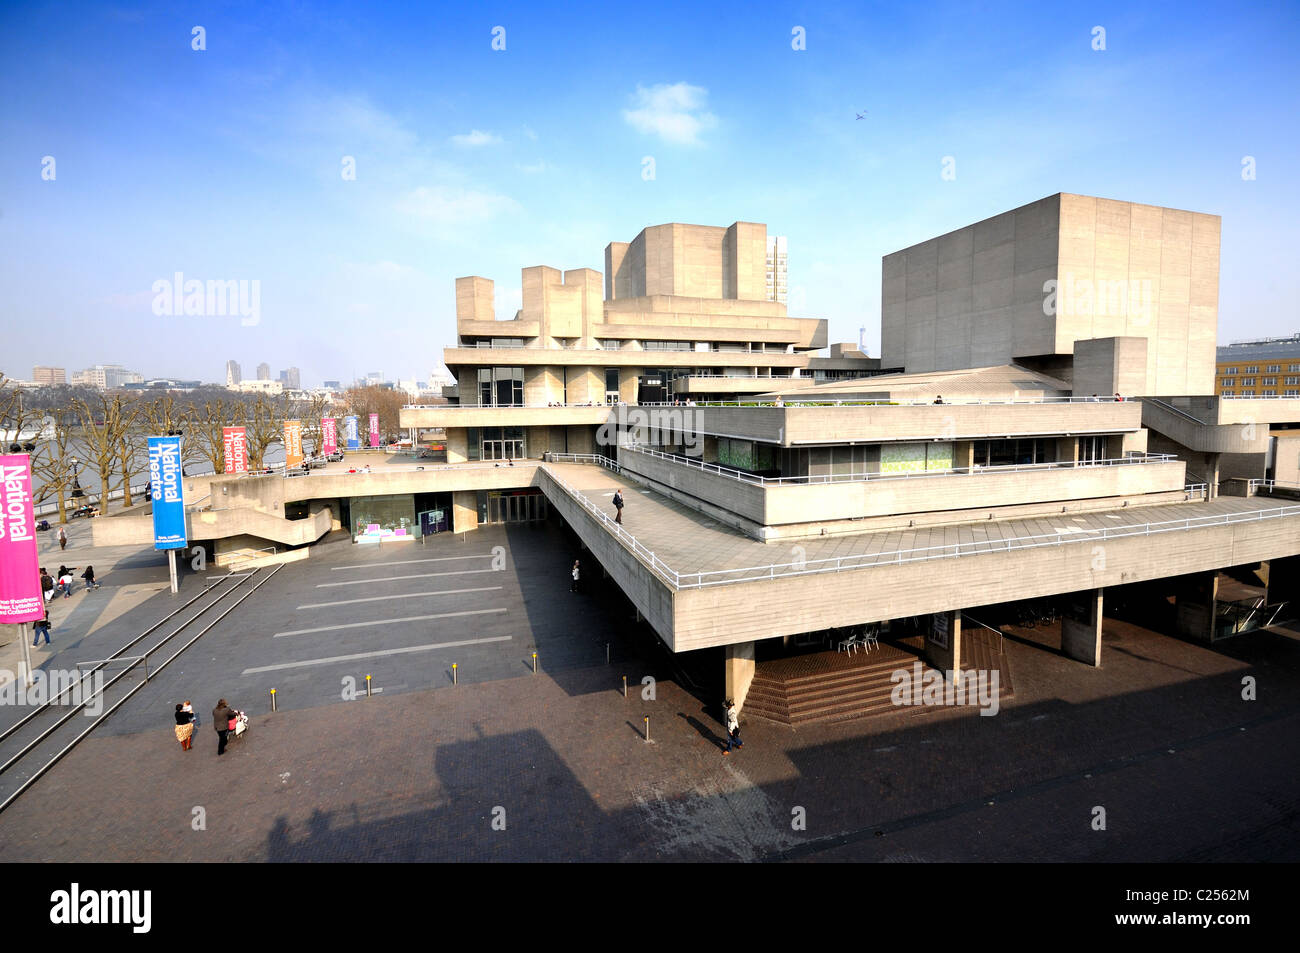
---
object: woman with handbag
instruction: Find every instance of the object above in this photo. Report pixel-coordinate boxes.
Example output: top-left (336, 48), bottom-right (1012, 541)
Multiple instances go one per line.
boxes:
top-left (173, 703), bottom-right (195, 751)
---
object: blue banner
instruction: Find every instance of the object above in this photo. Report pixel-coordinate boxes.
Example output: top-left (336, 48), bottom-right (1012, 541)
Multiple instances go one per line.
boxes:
top-left (147, 436), bottom-right (187, 550)
top-left (345, 415), bottom-right (360, 450)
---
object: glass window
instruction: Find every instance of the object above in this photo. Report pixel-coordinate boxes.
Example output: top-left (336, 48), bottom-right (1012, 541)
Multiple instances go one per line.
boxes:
top-left (1263, 377), bottom-right (1277, 386)
top-left (1267, 365), bottom-right (1280, 373)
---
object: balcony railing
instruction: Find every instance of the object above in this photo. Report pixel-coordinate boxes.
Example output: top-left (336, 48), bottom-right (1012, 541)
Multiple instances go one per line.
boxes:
top-left (620, 445), bottom-right (1180, 488)
top-left (538, 458), bottom-right (1300, 590)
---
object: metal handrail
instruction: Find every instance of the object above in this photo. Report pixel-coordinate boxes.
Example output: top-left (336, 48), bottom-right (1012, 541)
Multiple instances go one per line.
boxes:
top-left (400, 395), bottom-right (1134, 410)
top-left (620, 445), bottom-right (1179, 487)
top-left (1140, 397), bottom-right (1209, 424)
top-left (1221, 394), bottom-right (1300, 399)
top-left (537, 459), bottom-right (1300, 591)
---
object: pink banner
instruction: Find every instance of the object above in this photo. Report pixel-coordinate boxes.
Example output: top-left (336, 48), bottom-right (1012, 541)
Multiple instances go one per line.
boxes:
top-left (321, 418), bottom-right (337, 456)
top-left (0, 455), bottom-right (44, 624)
top-left (222, 426), bottom-right (249, 473)
top-left (368, 413), bottom-right (380, 448)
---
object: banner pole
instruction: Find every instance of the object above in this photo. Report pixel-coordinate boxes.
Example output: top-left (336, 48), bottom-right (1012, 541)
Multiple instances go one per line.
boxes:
top-left (168, 549), bottom-right (179, 594)
top-left (20, 623), bottom-right (33, 687)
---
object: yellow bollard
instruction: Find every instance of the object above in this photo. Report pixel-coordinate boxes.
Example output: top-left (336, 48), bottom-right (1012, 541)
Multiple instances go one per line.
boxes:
top-left (365, 674), bottom-right (372, 698)
top-left (452, 662), bottom-right (458, 685)
top-left (270, 688), bottom-right (277, 712)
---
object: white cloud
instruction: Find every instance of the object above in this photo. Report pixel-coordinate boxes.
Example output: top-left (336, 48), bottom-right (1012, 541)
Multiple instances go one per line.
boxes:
top-left (451, 129), bottom-right (502, 147)
top-left (398, 186), bottom-right (519, 224)
top-left (623, 82), bottom-right (717, 145)
top-left (516, 160), bottom-right (548, 174)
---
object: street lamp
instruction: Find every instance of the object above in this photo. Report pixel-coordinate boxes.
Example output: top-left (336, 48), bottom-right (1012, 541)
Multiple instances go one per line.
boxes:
top-left (70, 456), bottom-right (83, 498)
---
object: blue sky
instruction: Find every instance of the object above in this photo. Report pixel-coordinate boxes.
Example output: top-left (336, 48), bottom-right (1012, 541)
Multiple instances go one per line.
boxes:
top-left (2, 0), bottom-right (1297, 386)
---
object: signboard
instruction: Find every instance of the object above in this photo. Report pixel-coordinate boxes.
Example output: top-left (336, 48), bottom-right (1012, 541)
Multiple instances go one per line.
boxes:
top-left (344, 415), bottom-right (360, 451)
top-left (928, 612), bottom-right (950, 650)
top-left (0, 455), bottom-right (43, 624)
top-left (321, 417), bottom-right (337, 456)
top-left (368, 413), bottom-right (380, 448)
top-left (222, 426), bottom-right (249, 473)
top-left (284, 419), bottom-right (304, 469)
top-left (147, 436), bottom-right (187, 550)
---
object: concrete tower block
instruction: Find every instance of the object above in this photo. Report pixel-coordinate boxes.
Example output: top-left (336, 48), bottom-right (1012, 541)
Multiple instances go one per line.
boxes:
top-left (456, 276), bottom-right (495, 323)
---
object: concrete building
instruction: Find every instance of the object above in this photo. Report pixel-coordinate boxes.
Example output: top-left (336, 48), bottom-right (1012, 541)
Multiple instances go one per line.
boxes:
top-left (1216, 333), bottom-right (1300, 397)
top-left (226, 360), bottom-right (241, 387)
top-left (236, 379), bottom-right (284, 395)
top-left (257, 362), bottom-right (271, 381)
top-left (71, 364), bottom-right (144, 390)
top-left (765, 235), bottom-right (787, 304)
top-left (32, 366), bottom-right (66, 386)
top-left (95, 207), bottom-right (1300, 724)
top-left (881, 193), bottom-right (1220, 396)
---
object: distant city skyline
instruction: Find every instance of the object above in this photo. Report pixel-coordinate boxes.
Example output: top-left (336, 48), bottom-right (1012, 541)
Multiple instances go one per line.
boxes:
top-left (3, 2), bottom-right (1297, 384)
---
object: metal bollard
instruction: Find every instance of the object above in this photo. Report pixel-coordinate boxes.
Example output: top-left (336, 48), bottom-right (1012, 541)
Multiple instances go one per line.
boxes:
top-left (622, 675), bottom-right (627, 698)
top-left (532, 652), bottom-right (537, 674)
top-left (606, 642), bottom-right (610, 664)
top-left (452, 662), bottom-right (458, 685)
top-left (365, 674), bottom-right (372, 697)
top-left (644, 716), bottom-right (650, 743)
top-left (270, 688), bottom-right (277, 712)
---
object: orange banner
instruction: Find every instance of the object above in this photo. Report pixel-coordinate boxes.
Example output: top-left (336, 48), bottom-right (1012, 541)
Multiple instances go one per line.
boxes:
top-left (284, 419), bottom-right (304, 469)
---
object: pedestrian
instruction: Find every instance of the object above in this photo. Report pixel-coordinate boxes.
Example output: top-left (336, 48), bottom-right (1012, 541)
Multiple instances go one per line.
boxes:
top-left (40, 568), bottom-right (54, 603)
top-left (57, 568), bottom-right (77, 598)
top-left (570, 560), bottom-right (580, 593)
top-left (57, 526), bottom-right (67, 550)
top-left (32, 608), bottom-right (51, 646)
top-left (612, 490), bottom-right (624, 524)
top-left (174, 703), bottom-right (195, 751)
top-left (213, 698), bottom-right (235, 755)
top-left (1114, 392), bottom-right (1124, 402)
top-left (722, 698), bottom-right (743, 755)
top-left (184, 699), bottom-right (199, 729)
top-left (81, 565), bottom-right (100, 591)
top-left (933, 394), bottom-right (944, 405)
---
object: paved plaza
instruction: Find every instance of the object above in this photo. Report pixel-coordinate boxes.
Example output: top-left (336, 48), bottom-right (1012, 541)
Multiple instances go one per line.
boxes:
top-left (0, 514), bottom-right (1297, 862)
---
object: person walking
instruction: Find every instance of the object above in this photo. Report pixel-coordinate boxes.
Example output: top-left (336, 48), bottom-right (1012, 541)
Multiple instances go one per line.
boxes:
top-left (32, 608), bottom-right (51, 646)
top-left (57, 526), bottom-right (67, 551)
top-left (174, 703), bottom-right (195, 751)
top-left (722, 698), bottom-right (743, 755)
top-left (81, 565), bottom-right (100, 591)
top-left (570, 560), bottom-right (580, 593)
top-left (56, 567), bottom-right (77, 598)
top-left (612, 490), bottom-right (625, 525)
top-left (213, 698), bottom-right (235, 755)
top-left (183, 700), bottom-right (199, 730)
top-left (40, 568), bottom-right (54, 603)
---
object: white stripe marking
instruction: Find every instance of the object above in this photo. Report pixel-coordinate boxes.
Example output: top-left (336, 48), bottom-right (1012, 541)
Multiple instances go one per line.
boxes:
top-left (330, 555), bottom-right (495, 571)
top-left (316, 569), bottom-right (497, 588)
top-left (275, 607), bottom-right (506, 637)
top-left (297, 587), bottom-right (503, 609)
top-left (240, 636), bottom-right (513, 674)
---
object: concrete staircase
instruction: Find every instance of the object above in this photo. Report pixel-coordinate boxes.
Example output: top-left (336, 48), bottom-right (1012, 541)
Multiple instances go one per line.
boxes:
top-left (744, 631), bottom-right (1013, 728)
top-left (744, 643), bottom-right (923, 727)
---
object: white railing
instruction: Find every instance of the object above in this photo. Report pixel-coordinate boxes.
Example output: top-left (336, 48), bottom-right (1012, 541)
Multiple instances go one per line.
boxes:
top-left (539, 459), bottom-right (1300, 591)
top-left (1185, 484), bottom-right (1208, 500)
top-left (620, 445), bottom-right (1179, 488)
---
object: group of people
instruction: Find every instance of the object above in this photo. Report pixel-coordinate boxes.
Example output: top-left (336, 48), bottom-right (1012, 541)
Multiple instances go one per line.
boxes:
top-left (173, 698), bottom-right (243, 754)
top-left (40, 565), bottom-right (99, 601)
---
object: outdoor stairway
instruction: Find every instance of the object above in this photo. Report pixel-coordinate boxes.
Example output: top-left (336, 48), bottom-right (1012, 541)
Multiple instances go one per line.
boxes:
top-left (744, 642), bottom-right (922, 727)
top-left (744, 631), bottom-right (1013, 728)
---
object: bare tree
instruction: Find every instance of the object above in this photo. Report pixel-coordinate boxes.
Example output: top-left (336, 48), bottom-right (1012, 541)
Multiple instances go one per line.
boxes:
top-left (115, 394), bottom-right (147, 507)
top-left (186, 396), bottom-right (247, 474)
top-left (296, 392), bottom-right (331, 457)
top-left (70, 392), bottom-right (138, 514)
top-left (343, 385), bottom-right (406, 444)
top-left (30, 408), bottom-right (77, 524)
top-left (139, 394), bottom-right (203, 473)
top-left (246, 393), bottom-right (287, 470)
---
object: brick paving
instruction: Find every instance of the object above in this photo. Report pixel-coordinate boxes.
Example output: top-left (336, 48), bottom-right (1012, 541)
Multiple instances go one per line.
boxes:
top-left (1, 556), bottom-right (1297, 861)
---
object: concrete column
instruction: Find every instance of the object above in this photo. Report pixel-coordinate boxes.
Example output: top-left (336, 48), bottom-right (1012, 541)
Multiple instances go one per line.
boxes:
top-left (618, 367), bottom-right (641, 403)
top-left (445, 428), bottom-right (468, 464)
top-left (1266, 555), bottom-right (1300, 607)
top-left (725, 641), bottom-right (756, 713)
top-left (1206, 452), bottom-right (1221, 500)
top-left (452, 490), bottom-right (478, 533)
top-left (924, 610), bottom-right (962, 682)
top-left (1174, 571), bottom-right (1219, 643)
top-left (1061, 588), bottom-right (1104, 666)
